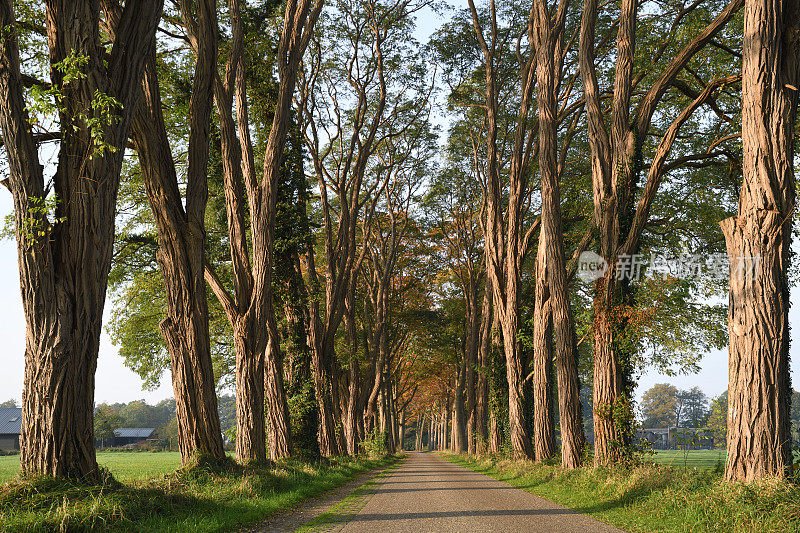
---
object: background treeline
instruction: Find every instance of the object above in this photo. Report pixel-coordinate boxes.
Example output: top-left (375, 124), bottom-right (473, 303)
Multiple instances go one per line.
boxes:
top-left (91, 397), bottom-right (237, 447)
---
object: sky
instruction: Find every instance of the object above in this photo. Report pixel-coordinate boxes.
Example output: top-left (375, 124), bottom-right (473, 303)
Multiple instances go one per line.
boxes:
top-left (1, 1), bottom-right (798, 408)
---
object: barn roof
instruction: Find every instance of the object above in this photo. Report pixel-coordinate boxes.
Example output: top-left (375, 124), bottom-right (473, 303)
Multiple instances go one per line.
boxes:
top-left (0, 407), bottom-right (22, 435)
top-left (113, 428), bottom-right (156, 438)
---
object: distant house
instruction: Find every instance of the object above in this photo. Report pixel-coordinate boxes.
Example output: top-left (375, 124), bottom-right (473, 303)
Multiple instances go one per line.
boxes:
top-left (0, 407), bottom-right (22, 451)
top-left (112, 428), bottom-right (156, 447)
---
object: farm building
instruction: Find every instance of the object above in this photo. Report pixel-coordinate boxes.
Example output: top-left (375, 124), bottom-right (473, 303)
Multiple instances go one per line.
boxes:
top-left (0, 407), bottom-right (22, 451)
top-left (112, 428), bottom-right (156, 447)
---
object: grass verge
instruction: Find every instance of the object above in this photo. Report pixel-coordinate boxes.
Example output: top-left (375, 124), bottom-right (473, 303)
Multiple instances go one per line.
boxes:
top-left (442, 453), bottom-right (800, 533)
top-left (0, 454), bottom-right (401, 532)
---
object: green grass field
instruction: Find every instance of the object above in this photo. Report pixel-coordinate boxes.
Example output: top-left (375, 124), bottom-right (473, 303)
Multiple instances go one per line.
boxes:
top-left (0, 451), bottom-right (183, 483)
top-left (648, 449), bottom-right (726, 469)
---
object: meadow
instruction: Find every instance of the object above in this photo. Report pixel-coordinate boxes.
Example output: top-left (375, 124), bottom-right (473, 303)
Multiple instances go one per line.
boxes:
top-left (649, 450), bottom-right (726, 469)
top-left (0, 451), bottom-right (183, 483)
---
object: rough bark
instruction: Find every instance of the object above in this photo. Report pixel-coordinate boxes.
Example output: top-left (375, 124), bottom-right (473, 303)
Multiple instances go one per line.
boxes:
top-left (129, 31), bottom-right (225, 464)
top-left (721, 0), bottom-right (799, 482)
top-left (462, 274), bottom-right (481, 454)
top-left (344, 288), bottom-right (361, 455)
top-left (265, 337), bottom-right (293, 460)
top-left (532, 238), bottom-right (556, 462)
top-left (467, 0), bottom-right (539, 460)
top-left (532, 0), bottom-right (584, 469)
top-left (0, 0), bottom-right (161, 479)
top-left (233, 325), bottom-right (265, 462)
top-left (474, 288), bottom-right (492, 453)
top-left (452, 368), bottom-right (468, 453)
top-left (398, 409), bottom-right (406, 451)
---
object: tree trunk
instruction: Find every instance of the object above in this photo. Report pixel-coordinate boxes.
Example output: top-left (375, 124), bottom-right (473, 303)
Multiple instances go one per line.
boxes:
top-left (489, 411), bottom-right (501, 454)
top-left (234, 326), bottom-right (265, 463)
top-left (500, 319), bottom-right (534, 460)
top-left (591, 288), bottom-right (627, 465)
top-left (398, 410), bottom-right (406, 451)
top-left (452, 370), bottom-right (468, 453)
top-left (463, 278), bottom-right (481, 454)
top-left (419, 415), bottom-right (424, 451)
top-left (474, 288), bottom-right (492, 453)
top-left (721, 0), bottom-right (799, 482)
top-left (441, 404), bottom-right (449, 451)
top-left (311, 343), bottom-right (339, 456)
top-left (0, 0), bottom-right (162, 479)
top-left (204, 0), bottom-right (322, 464)
top-left (129, 9), bottom-right (224, 466)
top-left (265, 337), bottom-right (293, 460)
top-left (532, 240), bottom-right (556, 462)
top-left (344, 290), bottom-right (361, 455)
top-left (532, 0), bottom-right (584, 468)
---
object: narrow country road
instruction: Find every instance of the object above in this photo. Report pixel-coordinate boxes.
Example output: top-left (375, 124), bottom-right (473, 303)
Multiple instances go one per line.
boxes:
top-left (305, 452), bottom-right (624, 532)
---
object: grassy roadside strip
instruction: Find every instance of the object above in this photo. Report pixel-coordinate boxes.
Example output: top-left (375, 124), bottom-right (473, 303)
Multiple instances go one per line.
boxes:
top-left (441, 453), bottom-right (800, 532)
top-left (295, 459), bottom-right (405, 532)
top-left (0, 454), bottom-right (402, 532)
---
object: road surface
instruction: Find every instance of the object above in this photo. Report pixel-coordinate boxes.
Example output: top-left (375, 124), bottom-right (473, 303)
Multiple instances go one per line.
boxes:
top-left (305, 452), bottom-right (624, 532)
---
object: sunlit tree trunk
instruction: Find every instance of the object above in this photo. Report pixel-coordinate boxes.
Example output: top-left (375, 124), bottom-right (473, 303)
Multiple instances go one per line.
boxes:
top-left (206, 0), bottom-right (322, 463)
top-left (578, 0), bottom-right (743, 466)
top-left (532, 0), bottom-right (584, 468)
top-left (721, 0), bottom-right (799, 482)
top-left (452, 369), bottom-right (468, 453)
top-left (131, 41), bottom-right (225, 464)
top-left (532, 241), bottom-right (556, 462)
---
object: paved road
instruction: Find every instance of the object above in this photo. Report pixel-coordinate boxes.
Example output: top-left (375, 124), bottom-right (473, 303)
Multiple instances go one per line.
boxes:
top-left (329, 452), bottom-right (623, 532)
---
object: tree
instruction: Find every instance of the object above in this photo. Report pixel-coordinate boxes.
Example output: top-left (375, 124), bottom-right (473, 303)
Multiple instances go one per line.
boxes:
top-left (706, 391), bottom-right (727, 447)
top-left (677, 387), bottom-right (709, 428)
top-left (117, 0), bottom-right (226, 466)
top-left (531, 0), bottom-right (585, 468)
top-left (578, 0), bottom-right (743, 464)
top-left (0, 399), bottom-right (18, 408)
top-left (466, 0), bottom-right (539, 460)
top-left (721, 0), bottom-right (799, 482)
top-left (0, 0), bottom-right (162, 479)
top-left (94, 405), bottom-right (124, 447)
top-left (298, 0), bottom-right (434, 455)
top-left (205, 0), bottom-right (323, 462)
top-left (640, 384), bottom-right (679, 428)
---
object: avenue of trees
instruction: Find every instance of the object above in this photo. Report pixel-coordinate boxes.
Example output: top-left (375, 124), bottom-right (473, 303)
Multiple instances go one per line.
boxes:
top-left (0, 0), bottom-right (797, 486)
